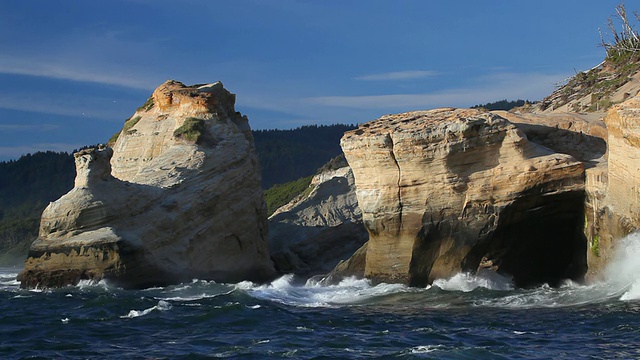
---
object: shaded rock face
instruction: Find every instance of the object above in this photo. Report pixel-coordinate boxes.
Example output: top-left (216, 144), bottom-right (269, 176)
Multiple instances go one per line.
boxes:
top-left (19, 80), bottom-right (275, 288)
top-left (268, 167), bottom-right (367, 275)
top-left (341, 108), bottom-right (587, 287)
top-left (586, 93), bottom-right (640, 277)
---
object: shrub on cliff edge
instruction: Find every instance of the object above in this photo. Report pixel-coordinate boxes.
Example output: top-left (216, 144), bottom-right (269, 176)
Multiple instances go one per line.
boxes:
top-left (174, 117), bottom-right (206, 143)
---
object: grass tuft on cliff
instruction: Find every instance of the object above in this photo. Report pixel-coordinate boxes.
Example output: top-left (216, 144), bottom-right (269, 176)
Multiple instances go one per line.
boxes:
top-left (174, 117), bottom-right (206, 143)
top-left (107, 116), bottom-right (142, 146)
top-left (264, 175), bottom-right (313, 216)
top-left (137, 96), bottom-right (154, 112)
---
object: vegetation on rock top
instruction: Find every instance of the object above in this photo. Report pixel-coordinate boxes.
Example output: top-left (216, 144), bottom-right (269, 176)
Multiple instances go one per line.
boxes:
top-left (538, 3), bottom-right (640, 112)
top-left (107, 115), bottom-right (142, 146)
top-left (174, 117), bottom-right (206, 143)
top-left (137, 96), bottom-right (154, 112)
top-left (264, 175), bottom-right (314, 216)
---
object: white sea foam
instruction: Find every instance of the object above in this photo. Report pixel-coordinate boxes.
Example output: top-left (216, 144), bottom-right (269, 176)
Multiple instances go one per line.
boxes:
top-left (238, 274), bottom-right (409, 307)
top-left (231, 233), bottom-right (640, 309)
top-left (77, 278), bottom-right (111, 290)
top-left (472, 232), bottom-right (640, 308)
top-left (432, 270), bottom-right (513, 292)
top-left (121, 300), bottom-right (172, 319)
top-left (409, 345), bottom-right (444, 354)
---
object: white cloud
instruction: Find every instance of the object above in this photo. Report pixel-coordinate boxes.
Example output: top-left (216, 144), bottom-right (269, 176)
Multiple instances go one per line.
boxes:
top-left (354, 70), bottom-right (439, 81)
top-left (0, 92), bottom-right (135, 121)
top-left (307, 72), bottom-right (567, 110)
top-left (0, 55), bottom-right (157, 90)
top-left (0, 124), bottom-right (60, 132)
top-left (238, 70), bottom-right (569, 129)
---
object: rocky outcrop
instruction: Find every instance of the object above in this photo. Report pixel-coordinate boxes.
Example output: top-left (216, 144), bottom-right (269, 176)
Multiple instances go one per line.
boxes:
top-left (585, 92), bottom-right (640, 278)
top-left (340, 108), bottom-right (588, 287)
top-left (532, 60), bottom-right (640, 114)
top-left (19, 80), bottom-right (276, 288)
top-left (495, 111), bottom-right (607, 167)
top-left (268, 166), bottom-right (367, 275)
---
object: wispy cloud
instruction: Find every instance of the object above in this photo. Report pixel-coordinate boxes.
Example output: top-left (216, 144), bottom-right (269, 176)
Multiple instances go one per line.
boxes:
top-left (308, 72), bottom-right (566, 110)
top-left (354, 70), bottom-right (439, 81)
top-left (239, 71), bottom-right (569, 130)
top-left (0, 92), bottom-right (136, 121)
top-left (0, 124), bottom-right (60, 132)
top-left (0, 55), bottom-right (157, 90)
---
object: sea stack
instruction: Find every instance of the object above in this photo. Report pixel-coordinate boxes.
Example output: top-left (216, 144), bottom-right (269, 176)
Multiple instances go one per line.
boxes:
top-left (340, 108), bottom-right (588, 287)
top-left (19, 80), bottom-right (276, 288)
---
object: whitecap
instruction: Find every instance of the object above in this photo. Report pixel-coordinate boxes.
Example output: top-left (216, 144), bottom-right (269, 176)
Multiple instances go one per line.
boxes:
top-left (121, 300), bottom-right (172, 319)
top-left (238, 274), bottom-right (410, 307)
top-left (432, 270), bottom-right (513, 292)
top-left (409, 345), bottom-right (444, 354)
top-left (77, 278), bottom-right (111, 291)
top-left (61, 318), bottom-right (70, 324)
top-left (158, 289), bottom-right (234, 302)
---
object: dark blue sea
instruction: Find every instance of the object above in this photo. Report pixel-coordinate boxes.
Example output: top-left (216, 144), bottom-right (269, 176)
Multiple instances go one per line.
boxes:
top-left (2, 234), bottom-right (640, 359)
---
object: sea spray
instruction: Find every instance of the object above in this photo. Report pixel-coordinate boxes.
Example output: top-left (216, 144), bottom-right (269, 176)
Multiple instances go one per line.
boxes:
top-left (432, 270), bottom-right (514, 292)
top-left (603, 232), bottom-right (640, 301)
top-left (237, 274), bottom-right (409, 307)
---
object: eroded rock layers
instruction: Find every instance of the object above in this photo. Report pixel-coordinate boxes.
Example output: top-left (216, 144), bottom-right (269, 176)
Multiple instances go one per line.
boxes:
top-left (341, 108), bottom-right (587, 287)
top-left (19, 81), bottom-right (276, 288)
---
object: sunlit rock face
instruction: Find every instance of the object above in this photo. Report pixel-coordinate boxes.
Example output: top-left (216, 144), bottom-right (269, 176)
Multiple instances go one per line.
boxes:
top-left (340, 108), bottom-right (587, 287)
top-left (19, 80), bottom-right (276, 288)
top-left (586, 92), bottom-right (640, 278)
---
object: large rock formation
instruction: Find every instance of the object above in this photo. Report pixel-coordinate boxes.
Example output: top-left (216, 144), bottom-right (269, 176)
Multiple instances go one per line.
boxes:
top-left (268, 166), bottom-right (367, 275)
top-left (340, 108), bottom-right (588, 287)
top-left (19, 80), bottom-right (276, 288)
top-left (585, 92), bottom-right (640, 277)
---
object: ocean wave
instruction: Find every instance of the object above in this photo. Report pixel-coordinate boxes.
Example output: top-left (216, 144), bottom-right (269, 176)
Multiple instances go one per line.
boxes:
top-left (409, 344), bottom-right (445, 354)
top-left (77, 278), bottom-right (111, 290)
top-left (432, 270), bottom-right (514, 292)
top-left (237, 274), bottom-right (410, 307)
top-left (121, 300), bottom-right (172, 319)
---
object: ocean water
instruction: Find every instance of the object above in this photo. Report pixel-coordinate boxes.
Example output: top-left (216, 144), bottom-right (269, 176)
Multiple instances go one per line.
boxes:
top-left (2, 235), bottom-right (640, 359)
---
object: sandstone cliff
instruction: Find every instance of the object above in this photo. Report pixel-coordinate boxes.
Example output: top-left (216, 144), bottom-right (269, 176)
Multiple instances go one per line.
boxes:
top-left (19, 80), bottom-right (276, 288)
top-left (268, 166), bottom-right (367, 275)
top-left (584, 92), bottom-right (640, 277)
top-left (340, 108), bottom-right (588, 287)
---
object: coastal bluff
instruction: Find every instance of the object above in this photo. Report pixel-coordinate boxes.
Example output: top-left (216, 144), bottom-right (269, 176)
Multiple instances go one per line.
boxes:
top-left (268, 165), bottom-right (368, 275)
top-left (18, 80), bottom-right (276, 288)
top-left (338, 108), bottom-right (588, 287)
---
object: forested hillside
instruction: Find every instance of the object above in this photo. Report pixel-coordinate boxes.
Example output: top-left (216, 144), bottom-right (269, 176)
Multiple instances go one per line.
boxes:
top-left (253, 124), bottom-right (355, 188)
top-left (0, 152), bottom-right (75, 265)
top-left (471, 99), bottom-right (534, 111)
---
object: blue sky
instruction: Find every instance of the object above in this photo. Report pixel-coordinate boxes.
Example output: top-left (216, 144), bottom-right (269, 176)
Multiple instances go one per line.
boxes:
top-left (0, 0), bottom-right (623, 161)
